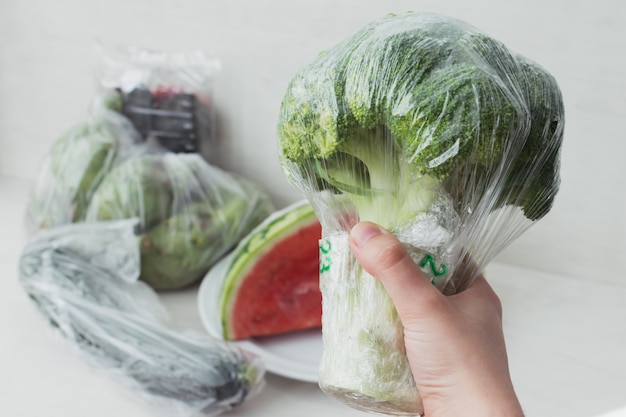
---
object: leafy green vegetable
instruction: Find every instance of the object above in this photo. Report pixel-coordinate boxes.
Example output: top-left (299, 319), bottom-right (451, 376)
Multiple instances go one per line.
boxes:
top-left (25, 100), bottom-right (138, 231)
top-left (279, 14), bottom-right (563, 227)
top-left (277, 11), bottom-right (564, 416)
top-left (87, 151), bottom-right (274, 290)
top-left (86, 153), bottom-right (174, 231)
top-left (139, 196), bottom-right (269, 290)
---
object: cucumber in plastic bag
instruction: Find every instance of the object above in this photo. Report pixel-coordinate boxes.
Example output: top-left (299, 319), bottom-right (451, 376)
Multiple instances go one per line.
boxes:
top-left (18, 219), bottom-right (264, 417)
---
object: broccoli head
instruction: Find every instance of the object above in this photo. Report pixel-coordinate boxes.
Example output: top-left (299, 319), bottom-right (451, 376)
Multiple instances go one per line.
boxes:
top-left (278, 12), bottom-right (564, 231)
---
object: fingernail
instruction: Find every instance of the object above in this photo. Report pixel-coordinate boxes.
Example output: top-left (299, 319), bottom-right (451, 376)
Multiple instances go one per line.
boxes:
top-left (351, 222), bottom-right (383, 247)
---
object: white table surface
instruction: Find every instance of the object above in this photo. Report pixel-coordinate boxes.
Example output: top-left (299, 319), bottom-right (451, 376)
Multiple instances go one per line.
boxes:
top-left (1, 175), bottom-right (625, 417)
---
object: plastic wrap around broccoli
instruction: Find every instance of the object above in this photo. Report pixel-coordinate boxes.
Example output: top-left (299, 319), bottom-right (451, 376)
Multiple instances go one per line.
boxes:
top-left (86, 149), bottom-right (274, 290)
top-left (278, 12), bottom-right (564, 416)
top-left (18, 221), bottom-right (264, 417)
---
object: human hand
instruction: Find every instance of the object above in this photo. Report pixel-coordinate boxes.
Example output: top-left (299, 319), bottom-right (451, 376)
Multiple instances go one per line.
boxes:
top-left (349, 221), bottom-right (524, 417)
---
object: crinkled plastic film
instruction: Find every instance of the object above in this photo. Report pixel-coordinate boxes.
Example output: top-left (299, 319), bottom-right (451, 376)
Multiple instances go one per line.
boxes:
top-left (25, 101), bottom-right (274, 291)
top-left (19, 220), bottom-right (265, 417)
top-left (98, 44), bottom-right (220, 156)
top-left (277, 12), bottom-right (564, 416)
top-left (24, 96), bottom-right (140, 233)
top-left (83, 145), bottom-right (274, 290)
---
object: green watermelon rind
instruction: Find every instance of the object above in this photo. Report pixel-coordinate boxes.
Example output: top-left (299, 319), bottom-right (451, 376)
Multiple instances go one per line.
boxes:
top-left (219, 200), bottom-right (319, 339)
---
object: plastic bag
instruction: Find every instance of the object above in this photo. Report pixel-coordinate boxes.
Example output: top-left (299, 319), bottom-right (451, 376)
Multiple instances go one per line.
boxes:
top-left (98, 45), bottom-right (220, 156)
top-left (24, 92), bottom-right (140, 233)
top-left (277, 12), bottom-right (564, 416)
top-left (25, 89), bottom-right (274, 290)
top-left (84, 145), bottom-right (274, 290)
top-left (18, 220), bottom-right (265, 417)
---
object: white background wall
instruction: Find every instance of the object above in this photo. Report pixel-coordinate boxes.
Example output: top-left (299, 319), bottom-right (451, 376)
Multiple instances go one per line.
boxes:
top-left (1, 0), bottom-right (624, 285)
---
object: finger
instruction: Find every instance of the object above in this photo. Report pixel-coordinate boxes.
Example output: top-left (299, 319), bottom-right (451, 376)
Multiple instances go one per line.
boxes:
top-left (349, 221), bottom-right (441, 318)
top-left (464, 274), bottom-right (492, 294)
top-left (454, 274), bottom-right (503, 318)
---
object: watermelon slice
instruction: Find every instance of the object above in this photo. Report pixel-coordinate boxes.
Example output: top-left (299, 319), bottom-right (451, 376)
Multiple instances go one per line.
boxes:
top-left (213, 200), bottom-right (322, 340)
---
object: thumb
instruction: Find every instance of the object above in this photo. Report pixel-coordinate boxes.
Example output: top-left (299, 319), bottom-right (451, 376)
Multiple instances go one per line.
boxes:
top-left (349, 222), bottom-right (441, 320)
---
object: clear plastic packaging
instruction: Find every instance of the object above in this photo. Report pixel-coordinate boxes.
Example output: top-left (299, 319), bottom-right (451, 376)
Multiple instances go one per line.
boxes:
top-left (98, 45), bottom-right (220, 156)
top-left (24, 93), bottom-right (140, 233)
top-left (25, 86), bottom-right (273, 290)
top-left (277, 12), bottom-right (564, 416)
top-left (18, 220), bottom-right (265, 417)
top-left (84, 145), bottom-right (274, 290)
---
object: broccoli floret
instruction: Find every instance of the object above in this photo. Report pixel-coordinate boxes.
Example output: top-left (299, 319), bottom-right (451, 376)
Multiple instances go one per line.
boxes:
top-left (499, 57), bottom-right (564, 220)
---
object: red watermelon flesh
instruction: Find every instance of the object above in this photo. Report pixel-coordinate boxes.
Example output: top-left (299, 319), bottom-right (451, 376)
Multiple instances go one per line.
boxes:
top-left (230, 222), bottom-right (322, 339)
top-left (219, 201), bottom-right (322, 341)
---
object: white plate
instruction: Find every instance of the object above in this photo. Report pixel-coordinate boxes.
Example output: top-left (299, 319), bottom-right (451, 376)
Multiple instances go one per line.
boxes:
top-left (197, 255), bottom-right (322, 383)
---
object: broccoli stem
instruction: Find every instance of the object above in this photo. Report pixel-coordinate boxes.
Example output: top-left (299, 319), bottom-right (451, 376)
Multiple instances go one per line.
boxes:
top-left (318, 232), bottom-right (423, 415)
top-left (314, 129), bottom-right (448, 416)
top-left (315, 126), bottom-right (439, 230)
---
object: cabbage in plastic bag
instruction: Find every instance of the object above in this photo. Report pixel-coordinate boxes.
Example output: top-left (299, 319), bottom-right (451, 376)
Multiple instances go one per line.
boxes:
top-left (86, 147), bottom-right (274, 290)
top-left (24, 92), bottom-right (140, 232)
top-left (25, 89), bottom-right (273, 291)
top-left (277, 12), bottom-right (564, 416)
